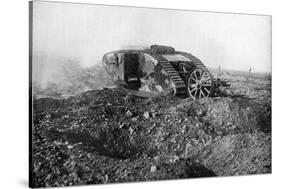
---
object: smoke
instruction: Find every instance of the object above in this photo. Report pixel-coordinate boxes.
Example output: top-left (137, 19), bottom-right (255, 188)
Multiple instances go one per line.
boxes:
top-left (32, 54), bottom-right (113, 97)
top-left (33, 55), bottom-right (77, 88)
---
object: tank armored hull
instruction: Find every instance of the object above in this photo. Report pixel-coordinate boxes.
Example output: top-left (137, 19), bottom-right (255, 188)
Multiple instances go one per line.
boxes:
top-left (102, 45), bottom-right (214, 99)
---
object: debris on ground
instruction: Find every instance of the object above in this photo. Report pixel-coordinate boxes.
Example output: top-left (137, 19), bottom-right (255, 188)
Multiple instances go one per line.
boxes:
top-left (31, 72), bottom-right (271, 187)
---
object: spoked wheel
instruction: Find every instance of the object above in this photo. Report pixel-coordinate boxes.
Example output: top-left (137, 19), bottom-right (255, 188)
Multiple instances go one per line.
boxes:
top-left (187, 69), bottom-right (213, 99)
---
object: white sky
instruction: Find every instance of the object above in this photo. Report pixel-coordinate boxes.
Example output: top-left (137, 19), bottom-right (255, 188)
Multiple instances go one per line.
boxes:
top-left (33, 1), bottom-right (271, 72)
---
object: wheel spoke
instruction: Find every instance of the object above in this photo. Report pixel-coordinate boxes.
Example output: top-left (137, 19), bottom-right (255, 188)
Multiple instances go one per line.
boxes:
top-left (189, 84), bottom-right (197, 88)
top-left (193, 89), bottom-right (198, 98)
top-left (200, 72), bottom-right (205, 81)
top-left (201, 83), bottom-right (212, 87)
top-left (203, 87), bottom-right (210, 94)
top-left (191, 77), bottom-right (197, 82)
top-left (190, 87), bottom-right (197, 93)
top-left (200, 89), bottom-right (206, 98)
top-left (199, 70), bottom-right (202, 80)
top-left (193, 72), bottom-right (198, 81)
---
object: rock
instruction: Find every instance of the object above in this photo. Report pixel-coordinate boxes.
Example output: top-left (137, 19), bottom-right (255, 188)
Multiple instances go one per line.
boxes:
top-left (169, 155), bottom-right (180, 163)
top-left (63, 115), bottom-right (69, 119)
top-left (153, 156), bottom-right (160, 162)
top-left (246, 107), bottom-right (252, 112)
top-left (196, 109), bottom-right (203, 116)
top-left (150, 165), bottom-right (157, 172)
top-left (143, 111), bottom-right (150, 119)
top-left (131, 117), bottom-right (138, 122)
top-left (126, 110), bottom-right (133, 117)
top-left (67, 145), bottom-right (74, 149)
top-left (119, 122), bottom-right (126, 129)
top-left (103, 174), bottom-right (108, 184)
top-left (129, 127), bottom-right (134, 134)
top-left (178, 118), bottom-right (183, 124)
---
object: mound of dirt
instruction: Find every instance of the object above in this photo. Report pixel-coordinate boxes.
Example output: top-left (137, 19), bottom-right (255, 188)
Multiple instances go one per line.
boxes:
top-left (31, 88), bottom-right (271, 187)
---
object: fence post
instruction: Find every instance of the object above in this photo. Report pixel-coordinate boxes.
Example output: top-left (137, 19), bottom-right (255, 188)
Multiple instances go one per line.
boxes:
top-left (248, 67), bottom-right (253, 81)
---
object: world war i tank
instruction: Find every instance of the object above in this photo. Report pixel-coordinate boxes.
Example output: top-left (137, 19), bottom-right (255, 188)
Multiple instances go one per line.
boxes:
top-left (102, 45), bottom-right (215, 99)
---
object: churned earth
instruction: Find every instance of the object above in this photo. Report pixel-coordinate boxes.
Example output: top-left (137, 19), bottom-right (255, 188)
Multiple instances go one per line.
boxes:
top-left (31, 72), bottom-right (271, 187)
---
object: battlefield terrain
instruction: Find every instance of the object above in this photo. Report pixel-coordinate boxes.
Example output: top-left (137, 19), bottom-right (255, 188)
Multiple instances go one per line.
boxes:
top-left (31, 62), bottom-right (271, 187)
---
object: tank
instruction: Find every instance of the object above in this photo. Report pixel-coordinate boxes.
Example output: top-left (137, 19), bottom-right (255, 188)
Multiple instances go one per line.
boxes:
top-left (102, 45), bottom-right (214, 99)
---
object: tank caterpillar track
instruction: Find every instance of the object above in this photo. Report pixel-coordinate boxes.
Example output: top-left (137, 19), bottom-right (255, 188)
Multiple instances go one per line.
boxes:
top-left (149, 53), bottom-right (187, 95)
top-left (179, 52), bottom-right (211, 71)
top-left (160, 61), bottom-right (187, 95)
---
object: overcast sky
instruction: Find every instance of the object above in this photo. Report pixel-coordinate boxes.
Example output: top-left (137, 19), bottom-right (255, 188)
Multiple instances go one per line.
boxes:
top-left (33, 1), bottom-right (271, 72)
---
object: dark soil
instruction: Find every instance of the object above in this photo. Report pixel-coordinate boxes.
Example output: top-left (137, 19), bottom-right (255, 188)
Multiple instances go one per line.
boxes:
top-left (31, 84), bottom-right (271, 187)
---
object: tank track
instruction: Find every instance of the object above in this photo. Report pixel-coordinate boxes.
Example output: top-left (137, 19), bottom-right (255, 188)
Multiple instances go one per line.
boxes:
top-left (161, 61), bottom-right (187, 95)
top-left (149, 53), bottom-right (187, 96)
top-left (178, 51), bottom-right (211, 72)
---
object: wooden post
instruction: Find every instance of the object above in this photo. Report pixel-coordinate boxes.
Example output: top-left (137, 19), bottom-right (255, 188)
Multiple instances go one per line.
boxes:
top-left (248, 67), bottom-right (253, 81)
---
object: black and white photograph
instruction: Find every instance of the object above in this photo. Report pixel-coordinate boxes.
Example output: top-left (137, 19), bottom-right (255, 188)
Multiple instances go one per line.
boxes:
top-left (29, 1), bottom-right (271, 188)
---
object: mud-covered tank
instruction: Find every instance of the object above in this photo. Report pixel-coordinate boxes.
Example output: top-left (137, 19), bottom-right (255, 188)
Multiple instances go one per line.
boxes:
top-left (102, 45), bottom-right (214, 99)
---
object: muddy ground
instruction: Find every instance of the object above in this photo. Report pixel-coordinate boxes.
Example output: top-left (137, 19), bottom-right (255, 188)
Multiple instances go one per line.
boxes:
top-left (31, 72), bottom-right (271, 187)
